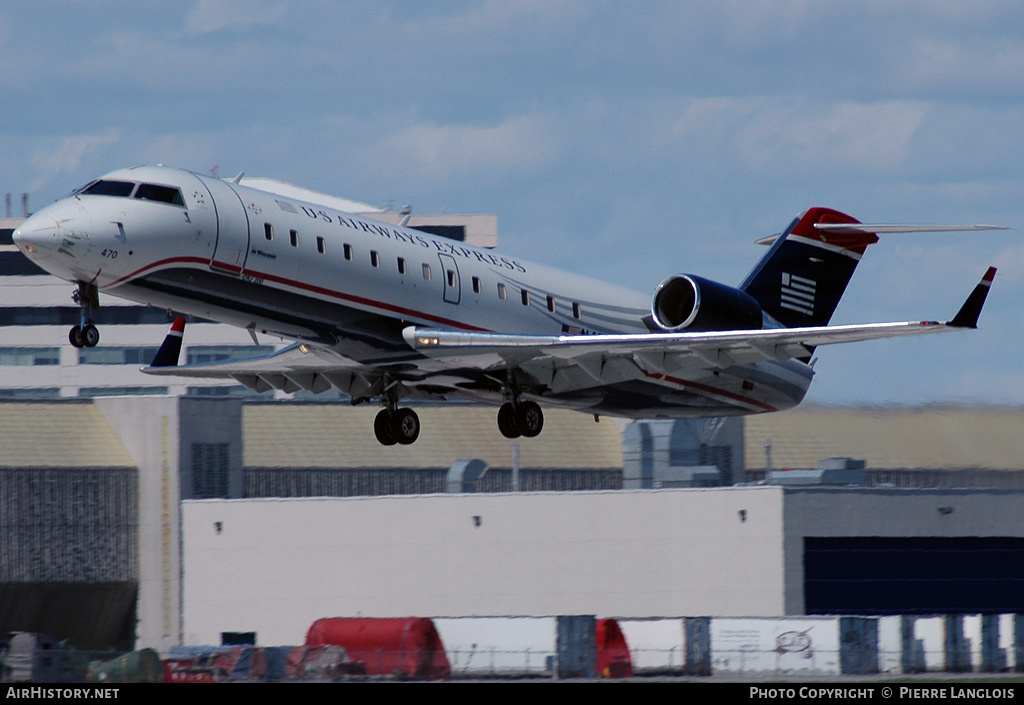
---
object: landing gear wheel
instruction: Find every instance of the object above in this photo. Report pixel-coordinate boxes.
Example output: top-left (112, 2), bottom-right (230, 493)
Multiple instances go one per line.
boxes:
top-left (373, 409), bottom-right (397, 446)
top-left (391, 408), bottom-right (420, 445)
top-left (497, 403), bottom-right (521, 439)
top-left (82, 323), bottom-right (100, 348)
top-left (516, 401), bottom-right (544, 438)
top-left (69, 326), bottom-right (85, 349)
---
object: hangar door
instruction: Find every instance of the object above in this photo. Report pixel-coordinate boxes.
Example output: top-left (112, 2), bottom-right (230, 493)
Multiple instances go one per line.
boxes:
top-left (804, 537), bottom-right (1024, 615)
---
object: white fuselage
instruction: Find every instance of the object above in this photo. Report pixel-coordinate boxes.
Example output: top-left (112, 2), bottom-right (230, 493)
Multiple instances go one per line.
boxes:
top-left (13, 165), bottom-right (813, 417)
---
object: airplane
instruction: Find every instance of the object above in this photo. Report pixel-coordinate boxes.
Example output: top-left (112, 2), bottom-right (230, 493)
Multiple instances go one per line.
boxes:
top-left (12, 165), bottom-right (1003, 446)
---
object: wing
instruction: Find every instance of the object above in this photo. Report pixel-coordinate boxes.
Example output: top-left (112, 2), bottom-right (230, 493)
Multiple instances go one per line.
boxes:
top-left (143, 341), bottom-right (394, 399)
top-left (142, 268), bottom-right (994, 398)
top-left (404, 266), bottom-right (995, 394)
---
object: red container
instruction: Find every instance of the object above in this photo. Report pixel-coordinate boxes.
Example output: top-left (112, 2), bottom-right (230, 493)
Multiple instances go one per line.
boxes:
top-left (306, 617), bottom-right (450, 679)
top-left (596, 618), bottom-right (634, 678)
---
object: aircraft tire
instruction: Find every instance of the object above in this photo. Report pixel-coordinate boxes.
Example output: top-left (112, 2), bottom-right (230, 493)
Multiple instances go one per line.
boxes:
top-left (391, 408), bottom-right (420, 445)
top-left (373, 409), bottom-right (397, 446)
top-left (497, 403), bottom-right (521, 439)
top-left (516, 401), bottom-right (544, 438)
top-left (69, 326), bottom-right (84, 348)
top-left (82, 324), bottom-right (100, 348)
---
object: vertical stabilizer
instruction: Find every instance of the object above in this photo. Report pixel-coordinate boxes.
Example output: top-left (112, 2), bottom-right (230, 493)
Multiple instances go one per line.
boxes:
top-left (740, 207), bottom-right (877, 328)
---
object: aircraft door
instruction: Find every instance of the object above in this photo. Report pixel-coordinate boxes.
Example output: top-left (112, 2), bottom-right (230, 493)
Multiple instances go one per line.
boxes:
top-left (438, 253), bottom-right (461, 304)
top-left (202, 177), bottom-right (251, 275)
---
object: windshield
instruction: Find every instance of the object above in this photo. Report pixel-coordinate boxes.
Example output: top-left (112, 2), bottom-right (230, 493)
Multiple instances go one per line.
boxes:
top-left (80, 180), bottom-right (136, 197)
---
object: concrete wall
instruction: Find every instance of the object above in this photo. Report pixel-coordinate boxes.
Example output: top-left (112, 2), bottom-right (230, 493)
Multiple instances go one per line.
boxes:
top-left (181, 487), bottom-right (786, 645)
top-left (95, 396), bottom-right (183, 653)
top-left (96, 396), bottom-right (244, 652)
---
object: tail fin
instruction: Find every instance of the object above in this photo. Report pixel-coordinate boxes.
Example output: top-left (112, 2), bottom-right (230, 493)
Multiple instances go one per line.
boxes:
top-left (740, 207), bottom-right (877, 328)
top-left (149, 317), bottom-right (186, 367)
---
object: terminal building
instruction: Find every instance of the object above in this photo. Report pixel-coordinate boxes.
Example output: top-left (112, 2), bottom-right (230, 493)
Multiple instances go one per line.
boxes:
top-left (3, 395), bottom-right (1024, 651)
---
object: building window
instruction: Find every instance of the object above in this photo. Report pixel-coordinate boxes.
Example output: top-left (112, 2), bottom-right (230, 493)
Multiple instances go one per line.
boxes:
top-left (79, 346), bottom-right (161, 365)
top-left (186, 345), bottom-right (276, 365)
top-left (0, 347), bottom-right (60, 366)
top-left (78, 386), bottom-right (169, 397)
top-left (289, 229), bottom-right (299, 247)
top-left (264, 223), bottom-right (274, 241)
top-left (192, 442), bottom-right (230, 499)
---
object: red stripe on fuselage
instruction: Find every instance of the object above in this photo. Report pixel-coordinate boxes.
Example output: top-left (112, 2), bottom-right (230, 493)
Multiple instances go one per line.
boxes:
top-left (103, 256), bottom-right (489, 331)
top-left (641, 369), bottom-right (778, 412)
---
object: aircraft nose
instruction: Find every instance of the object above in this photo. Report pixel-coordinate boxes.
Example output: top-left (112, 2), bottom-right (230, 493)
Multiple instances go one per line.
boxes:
top-left (13, 199), bottom-right (94, 262)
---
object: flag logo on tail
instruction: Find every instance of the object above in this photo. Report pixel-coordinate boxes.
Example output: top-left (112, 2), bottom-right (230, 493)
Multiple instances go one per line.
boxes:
top-left (780, 273), bottom-right (816, 316)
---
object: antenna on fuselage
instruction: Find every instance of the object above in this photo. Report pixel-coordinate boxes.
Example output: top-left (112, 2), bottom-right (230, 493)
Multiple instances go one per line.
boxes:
top-left (231, 172), bottom-right (245, 184)
top-left (399, 205), bottom-right (412, 227)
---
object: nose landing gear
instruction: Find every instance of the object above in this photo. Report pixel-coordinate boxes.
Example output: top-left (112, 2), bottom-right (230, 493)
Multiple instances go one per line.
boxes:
top-left (69, 282), bottom-right (100, 349)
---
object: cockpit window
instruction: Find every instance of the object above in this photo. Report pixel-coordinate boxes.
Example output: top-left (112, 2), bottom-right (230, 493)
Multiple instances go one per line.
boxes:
top-left (134, 183), bottom-right (185, 206)
top-left (81, 180), bottom-right (136, 198)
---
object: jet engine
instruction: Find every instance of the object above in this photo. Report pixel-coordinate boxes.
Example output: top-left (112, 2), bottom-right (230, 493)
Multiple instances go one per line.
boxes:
top-left (651, 274), bottom-right (763, 332)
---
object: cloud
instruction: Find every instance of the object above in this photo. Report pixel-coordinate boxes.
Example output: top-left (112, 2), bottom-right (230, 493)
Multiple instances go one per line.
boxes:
top-left (371, 115), bottom-right (556, 180)
top-left (30, 130), bottom-right (120, 187)
top-left (668, 98), bottom-right (931, 175)
top-left (184, 0), bottom-right (287, 37)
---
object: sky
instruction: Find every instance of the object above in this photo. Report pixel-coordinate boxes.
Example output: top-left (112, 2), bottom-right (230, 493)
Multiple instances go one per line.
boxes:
top-left (1, 1), bottom-right (1022, 406)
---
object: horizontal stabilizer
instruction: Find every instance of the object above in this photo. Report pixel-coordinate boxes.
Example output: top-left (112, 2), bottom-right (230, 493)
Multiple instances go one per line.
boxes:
top-left (758, 222), bottom-right (1009, 245)
top-left (814, 223), bottom-right (1009, 235)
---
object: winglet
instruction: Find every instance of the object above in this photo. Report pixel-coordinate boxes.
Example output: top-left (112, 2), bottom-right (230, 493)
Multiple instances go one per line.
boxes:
top-left (149, 317), bottom-right (186, 367)
top-left (949, 267), bottom-right (996, 329)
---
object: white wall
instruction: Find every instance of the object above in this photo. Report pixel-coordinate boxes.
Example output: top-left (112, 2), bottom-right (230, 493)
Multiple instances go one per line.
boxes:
top-left (95, 396), bottom-right (183, 653)
top-left (181, 487), bottom-right (786, 645)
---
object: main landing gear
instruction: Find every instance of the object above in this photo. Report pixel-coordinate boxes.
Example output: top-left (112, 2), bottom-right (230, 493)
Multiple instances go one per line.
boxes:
top-left (69, 281), bottom-right (100, 349)
top-left (373, 406), bottom-right (421, 446)
top-left (496, 400), bottom-right (544, 439)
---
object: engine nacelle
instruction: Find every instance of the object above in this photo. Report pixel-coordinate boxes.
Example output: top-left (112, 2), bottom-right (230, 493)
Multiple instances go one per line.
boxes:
top-left (651, 274), bottom-right (763, 332)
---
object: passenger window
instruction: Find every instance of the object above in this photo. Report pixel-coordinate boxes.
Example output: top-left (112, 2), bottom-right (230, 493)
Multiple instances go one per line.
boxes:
top-left (264, 223), bottom-right (274, 241)
top-left (344, 244), bottom-right (353, 261)
top-left (134, 183), bottom-right (185, 206)
top-left (472, 276), bottom-right (481, 294)
top-left (370, 250), bottom-right (380, 267)
top-left (573, 302), bottom-right (582, 319)
top-left (397, 257), bottom-right (407, 274)
top-left (316, 236), bottom-right (326, 254)
top-left (497, 283), bottom-right (507, 301)
top-left (521, 289), bottom-right (530, 306)
top-left (546, 295), bottom-right (556, 313)
top-left (447, 270), bottom-right (456, 287)
top-left (290, 230), bottom-right (299, 247)
top-left (422, 263), bottom-right (432, 281)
